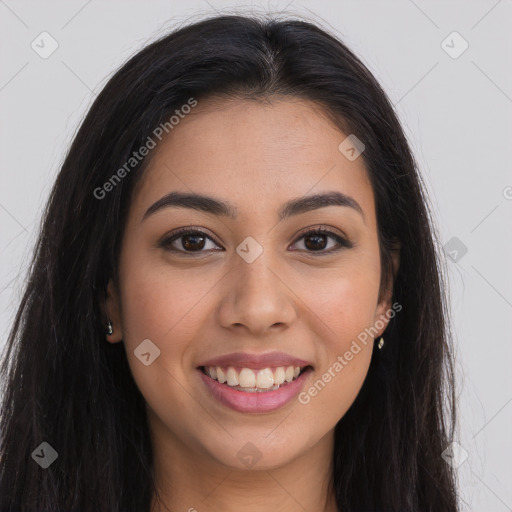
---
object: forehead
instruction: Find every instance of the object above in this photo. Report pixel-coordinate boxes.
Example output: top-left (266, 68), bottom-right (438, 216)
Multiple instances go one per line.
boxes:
top-left (132, 97), bottom-right (375, 226)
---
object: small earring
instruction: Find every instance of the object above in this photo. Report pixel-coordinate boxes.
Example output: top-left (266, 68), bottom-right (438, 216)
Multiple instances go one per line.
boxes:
top-left (377, 336), bottom-right (384, 350)
top-left (104, 293), bottom-right (113, 336)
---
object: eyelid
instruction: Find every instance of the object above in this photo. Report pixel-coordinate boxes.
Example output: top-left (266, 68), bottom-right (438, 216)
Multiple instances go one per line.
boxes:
top-left (292, 224), bottom-right (350, 243)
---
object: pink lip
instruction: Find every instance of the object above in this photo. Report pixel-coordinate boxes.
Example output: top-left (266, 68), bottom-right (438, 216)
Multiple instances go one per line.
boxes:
top-left (198, 367), bottom-right (313, 413)
top-left (197, 351), bottom-right (313, 370)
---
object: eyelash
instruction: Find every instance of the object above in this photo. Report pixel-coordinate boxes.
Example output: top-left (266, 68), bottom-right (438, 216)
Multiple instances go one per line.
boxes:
top-left (158, 225), bottom-right (353, 256)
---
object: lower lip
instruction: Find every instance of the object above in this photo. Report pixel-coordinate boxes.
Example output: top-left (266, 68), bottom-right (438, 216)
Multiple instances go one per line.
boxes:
top-left (198, 367), bottom-right (312, 413)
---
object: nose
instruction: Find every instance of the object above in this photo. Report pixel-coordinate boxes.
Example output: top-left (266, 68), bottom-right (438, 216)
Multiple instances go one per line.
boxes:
top-left (217, 254), bottom-right (297, 337)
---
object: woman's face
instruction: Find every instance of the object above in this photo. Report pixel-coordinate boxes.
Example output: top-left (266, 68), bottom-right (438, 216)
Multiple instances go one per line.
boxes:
top-left (107, 97), bottom-right (399, 471)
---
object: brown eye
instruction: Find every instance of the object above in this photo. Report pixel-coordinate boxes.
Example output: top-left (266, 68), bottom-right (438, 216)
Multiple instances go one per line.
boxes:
top-left (159, 229), bottom-right (221, 254)
top-left (303, 232), bottom-right (329, 251)
top-left (180, 232), bottom-right (206, 251)
top-left (291, 227), bottom-right (353, 254)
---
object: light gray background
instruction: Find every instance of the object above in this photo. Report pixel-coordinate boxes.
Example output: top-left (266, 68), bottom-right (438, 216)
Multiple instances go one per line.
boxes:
top-left (1, 1), bottom-right (511, 510)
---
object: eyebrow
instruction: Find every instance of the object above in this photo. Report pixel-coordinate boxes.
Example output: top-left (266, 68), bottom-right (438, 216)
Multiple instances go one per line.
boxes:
top-left (142, 191), bottom-right (365, 223)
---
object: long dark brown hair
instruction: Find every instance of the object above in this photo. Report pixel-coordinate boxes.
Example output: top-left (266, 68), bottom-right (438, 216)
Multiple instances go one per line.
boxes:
top-left (0, 13), bottom-right (458, 511)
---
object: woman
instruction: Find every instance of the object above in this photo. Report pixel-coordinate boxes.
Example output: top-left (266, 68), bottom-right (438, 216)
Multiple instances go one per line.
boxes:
top-left (0, 13), bottom-right (459, 512)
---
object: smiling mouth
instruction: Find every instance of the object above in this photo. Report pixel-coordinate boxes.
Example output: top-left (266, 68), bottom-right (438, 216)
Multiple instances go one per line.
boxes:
top-left (199, 365), bottom-right (313, 393)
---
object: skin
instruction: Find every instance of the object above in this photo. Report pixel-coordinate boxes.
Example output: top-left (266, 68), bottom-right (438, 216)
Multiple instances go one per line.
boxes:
top-left (105, 96), bottom-right (400, 512)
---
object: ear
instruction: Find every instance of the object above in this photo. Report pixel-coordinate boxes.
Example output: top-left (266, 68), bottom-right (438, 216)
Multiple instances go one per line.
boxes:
top-left (374, 239), bottom-right (401, 337)
top-left (103, 278), bottom-right (123, 343)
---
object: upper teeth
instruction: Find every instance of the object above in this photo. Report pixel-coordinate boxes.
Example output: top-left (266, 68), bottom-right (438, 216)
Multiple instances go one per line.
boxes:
top-left (205, 365), bottom-right (302, 389)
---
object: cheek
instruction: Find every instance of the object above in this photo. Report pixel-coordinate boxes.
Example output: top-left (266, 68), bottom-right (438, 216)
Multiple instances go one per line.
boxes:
top-left (117, 275), bottom-right (206, 428)
top-left (296, 259), bottom-right (379, 416)
top-left (297, 268), bottom-right (377, 413)
top-left (299, 343), bottom-right (373, 431)
top-left (307, 259), bottom-right (381, 346)
top-left (119, 258), bottom-right (219, 351)
top-left (115, 260), bottom-right (200, 394)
